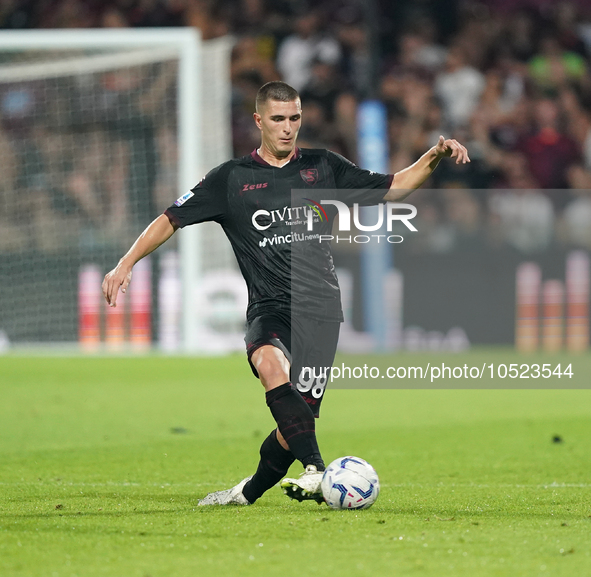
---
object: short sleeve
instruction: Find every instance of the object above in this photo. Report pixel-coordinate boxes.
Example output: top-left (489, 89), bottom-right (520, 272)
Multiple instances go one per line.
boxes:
top-left (164, 162), bottom-right (230, 228)
top-left (327, 151), bottom-right (393, 206)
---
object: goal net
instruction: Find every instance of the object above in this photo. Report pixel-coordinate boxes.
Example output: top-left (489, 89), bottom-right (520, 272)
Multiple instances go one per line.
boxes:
top-left (0, 29), bottom-right (244, 353)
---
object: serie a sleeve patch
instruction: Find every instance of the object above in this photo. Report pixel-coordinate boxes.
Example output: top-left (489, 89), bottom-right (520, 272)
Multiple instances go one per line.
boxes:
top-left (174, 191), bottom-right (195, 207)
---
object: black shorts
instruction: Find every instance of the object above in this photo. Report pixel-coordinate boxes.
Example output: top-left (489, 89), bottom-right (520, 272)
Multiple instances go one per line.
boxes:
top-left (245, 310), bottom-right (340, 417)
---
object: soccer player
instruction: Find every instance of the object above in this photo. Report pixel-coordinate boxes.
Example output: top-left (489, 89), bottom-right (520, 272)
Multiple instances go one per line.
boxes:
top-left (102, 81), bottom-right (469, 506)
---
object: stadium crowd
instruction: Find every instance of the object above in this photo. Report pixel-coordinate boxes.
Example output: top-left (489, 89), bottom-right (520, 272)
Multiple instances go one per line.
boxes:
top-left (2, 0), bottom-right (591, 254)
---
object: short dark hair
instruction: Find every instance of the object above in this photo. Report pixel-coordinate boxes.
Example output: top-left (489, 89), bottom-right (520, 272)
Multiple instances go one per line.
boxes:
top-left (255, 81), bottom-right (300, 112)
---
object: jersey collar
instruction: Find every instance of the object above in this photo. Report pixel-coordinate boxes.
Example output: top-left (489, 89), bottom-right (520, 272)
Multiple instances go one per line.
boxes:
top-left (251, 147), bottom-right (300, 167)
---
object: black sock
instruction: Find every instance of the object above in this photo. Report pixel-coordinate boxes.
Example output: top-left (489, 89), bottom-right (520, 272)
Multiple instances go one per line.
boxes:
top-left (242, 430), bottom-right (295, 504)
top-left (265, 382), bottom-right (325, 471)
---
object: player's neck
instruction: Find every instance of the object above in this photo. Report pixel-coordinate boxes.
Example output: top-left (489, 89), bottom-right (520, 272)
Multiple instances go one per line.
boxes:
top-left (257, 145), bottom-right (296, 168)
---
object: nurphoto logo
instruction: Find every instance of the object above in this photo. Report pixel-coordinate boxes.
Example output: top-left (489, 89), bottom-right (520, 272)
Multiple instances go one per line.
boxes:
top-left (306, 201), bottom-right (417, 232)
top-left (307, 201), bottom-right (417, 244)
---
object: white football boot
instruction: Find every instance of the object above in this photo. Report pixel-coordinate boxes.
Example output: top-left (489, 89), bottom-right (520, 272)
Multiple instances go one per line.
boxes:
top-left (280, 465), bottom-right (324, 504)
top-left (197, 476), bottom-right (252, 506)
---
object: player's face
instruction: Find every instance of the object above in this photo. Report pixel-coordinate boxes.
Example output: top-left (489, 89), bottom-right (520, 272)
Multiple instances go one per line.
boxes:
top-left (254, 99), bottom-right (302, 158)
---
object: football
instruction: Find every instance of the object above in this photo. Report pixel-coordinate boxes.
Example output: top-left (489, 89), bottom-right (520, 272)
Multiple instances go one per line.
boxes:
top-left (321, 456), bottom-right (380, 510)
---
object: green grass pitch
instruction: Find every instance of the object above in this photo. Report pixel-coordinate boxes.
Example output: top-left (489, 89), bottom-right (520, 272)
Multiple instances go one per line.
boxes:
top-left (1, 350), bottom-right (590, 577)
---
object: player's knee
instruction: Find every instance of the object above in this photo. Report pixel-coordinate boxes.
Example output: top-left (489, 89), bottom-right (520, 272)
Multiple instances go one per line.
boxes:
top-left (256, 357), bottom-right (288, 387)
top-left (252, 346), bottom-right (289, 389)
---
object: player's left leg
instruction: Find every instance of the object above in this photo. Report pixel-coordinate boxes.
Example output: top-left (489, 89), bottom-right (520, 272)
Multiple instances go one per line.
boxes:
top-left (197, 476), bottom-right (252, 506)
top-left (280, 318), bottom-right (340, 503)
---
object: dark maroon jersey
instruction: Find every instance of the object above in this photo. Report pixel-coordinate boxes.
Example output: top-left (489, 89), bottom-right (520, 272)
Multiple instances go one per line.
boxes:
top-left (164, 148), bottom-right (393, 322)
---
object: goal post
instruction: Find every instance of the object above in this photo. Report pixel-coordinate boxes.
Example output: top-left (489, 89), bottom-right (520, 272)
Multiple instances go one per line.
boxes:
top-left (0, 29), bottom-right (237, 353)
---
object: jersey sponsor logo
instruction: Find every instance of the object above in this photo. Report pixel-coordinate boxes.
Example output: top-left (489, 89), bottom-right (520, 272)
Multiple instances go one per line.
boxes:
top-left (174, 191), bottom-right (194, 206)
top-left (251, 205), bottom-right (317, 231)
top-left (241, 182), bottom-right (268, 193)
top-left (300, 168), bottom-right (319, 185)
top-left (258, 232), bottom-right (320, 248)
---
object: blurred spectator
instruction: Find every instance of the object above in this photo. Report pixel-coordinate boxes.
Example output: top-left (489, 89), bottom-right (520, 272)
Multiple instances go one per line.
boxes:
top-left (528, 34), bottom-right (589, 93)
top-left (391, 32), bottom-right (445, 78)
top-left (398, 19), bottom-right (447, 73)
top-left (489, 188), bottom-right (554, 253)
top-left (276, 11), bottom-right (341, 91)
top-left (300, 60), bottom-right (342, 121)
top-left (335, 15), bottom-right (371, 98)
top-left (502, 9), bottom-right (538, 63)
top-left (516, 97), bottom-right (579, 194)
top-left (129, 0), bottom-right (185, 28)
top-left (435, 44), bottom-right (485, 128)
top-left (100, 6), bottom-right (129, 28)
top-left (228, 0), bottom-right (289, 40)
top-left (184, 0), bottom-right (231, 40)
top-left (38, 0), bottom-right (97, 28)
top-left (498, 152), bottom-right (540, 189)
top-left (231, 35), bottom-right (280, 86)
top-left (478, 68), bottom-right (524, 128)
top-left (0, 0), bottom-right (37, 29)
top-left (451, 7), bottom-right (497, 71)
top-left (552, 1), bottom-right (587, 56)
top-left (558, 86), bottom-right (591, 170)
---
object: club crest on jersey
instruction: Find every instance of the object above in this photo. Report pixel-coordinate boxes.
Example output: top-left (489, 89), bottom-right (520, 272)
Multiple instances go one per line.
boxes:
top-left (174, 191), bottom-right (194, 206)
top-left (300, 169), bottom-right (319, 185)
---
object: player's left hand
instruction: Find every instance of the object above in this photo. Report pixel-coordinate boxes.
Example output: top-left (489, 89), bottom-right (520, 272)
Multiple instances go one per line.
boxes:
top-left (434, 135), bottom-right (470, 164)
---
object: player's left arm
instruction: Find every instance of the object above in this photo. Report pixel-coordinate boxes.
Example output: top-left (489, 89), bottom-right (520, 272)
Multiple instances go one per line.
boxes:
top-left (383, 136), bottom-right (470, 202)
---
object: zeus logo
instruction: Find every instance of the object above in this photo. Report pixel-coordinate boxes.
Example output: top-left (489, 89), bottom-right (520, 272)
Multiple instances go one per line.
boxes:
top-left (306, 201), bottom-right (417, 232)
top-left (242, 182), bottom-right (268, 192)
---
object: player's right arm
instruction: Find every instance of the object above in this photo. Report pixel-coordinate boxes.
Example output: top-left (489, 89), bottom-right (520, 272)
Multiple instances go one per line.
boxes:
top-left (104, 161), bottom-right (230, 306)
top-left (102, 214), bottom-right (178, 307)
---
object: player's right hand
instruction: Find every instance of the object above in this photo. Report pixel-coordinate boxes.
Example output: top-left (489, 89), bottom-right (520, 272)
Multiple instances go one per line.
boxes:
top-left (102, 264), bottom-right (133, 307)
